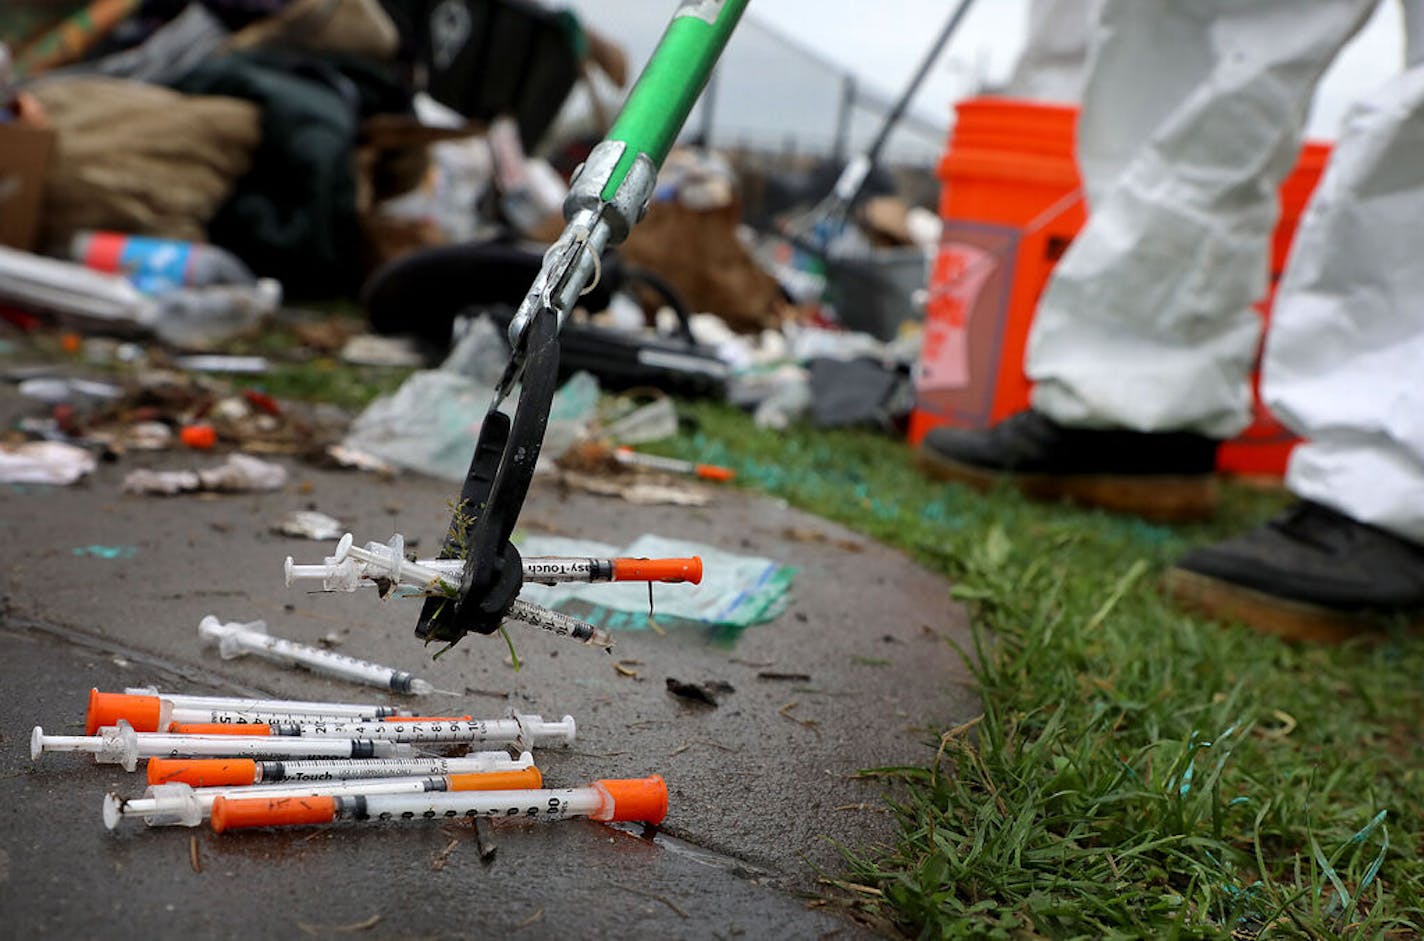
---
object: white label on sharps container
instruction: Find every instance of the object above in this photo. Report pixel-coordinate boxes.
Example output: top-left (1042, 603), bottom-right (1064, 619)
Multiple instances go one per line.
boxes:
top-left (676, 0), bottom-right (725, 24)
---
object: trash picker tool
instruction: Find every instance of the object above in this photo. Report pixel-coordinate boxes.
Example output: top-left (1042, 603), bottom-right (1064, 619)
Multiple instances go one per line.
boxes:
top-left (413, 0), bottom-right (749, 650)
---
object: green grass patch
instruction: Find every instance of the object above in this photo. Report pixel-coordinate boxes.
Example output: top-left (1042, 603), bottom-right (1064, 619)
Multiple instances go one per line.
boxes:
top-left (653, 400), bottom-right (1424, 939)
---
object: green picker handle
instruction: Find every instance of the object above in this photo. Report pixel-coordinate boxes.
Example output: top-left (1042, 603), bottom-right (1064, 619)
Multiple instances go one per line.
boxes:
top-left (505, 0), bottom-right (750, 356)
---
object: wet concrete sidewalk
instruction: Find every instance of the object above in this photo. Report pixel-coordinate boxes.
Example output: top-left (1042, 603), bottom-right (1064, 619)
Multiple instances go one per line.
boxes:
top-left (0, 394), bottom-right (977, 938)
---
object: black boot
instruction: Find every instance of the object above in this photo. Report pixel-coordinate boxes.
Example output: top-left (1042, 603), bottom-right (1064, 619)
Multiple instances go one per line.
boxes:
top-left (1166, 501), bottom-right (1424, 641)
top-left (917, 410), bottom-right (1220, 521)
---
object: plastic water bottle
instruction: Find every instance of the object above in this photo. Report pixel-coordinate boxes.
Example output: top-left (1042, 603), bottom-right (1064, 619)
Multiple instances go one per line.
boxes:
top-left (70, 231), bottom-right (256, 294)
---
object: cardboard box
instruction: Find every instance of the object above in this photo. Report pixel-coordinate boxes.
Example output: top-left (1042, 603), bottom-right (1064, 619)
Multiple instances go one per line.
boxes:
top-left (0, 122), bottom-right (56, 251)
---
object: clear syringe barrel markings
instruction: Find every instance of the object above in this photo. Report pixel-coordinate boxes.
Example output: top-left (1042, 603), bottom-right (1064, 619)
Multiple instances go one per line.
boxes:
top-left (146, 751), bottom-right (534, 787)
top-left (168, 714), bottom-right (577, 749)
top-left (105, 766), bottom-right (545, 829)
top-left (122, 688), bottom-right (408, 718)
top-left (198, 616), bottom-right (434, 694)
top-left (32, 721), bottom-right (413, 772)
top-left (209, 775), bottom-right (669, 831)
top-left (88, 689), bottom-right (402, 734)
top-left (285, 535), bottom-right (702, 592)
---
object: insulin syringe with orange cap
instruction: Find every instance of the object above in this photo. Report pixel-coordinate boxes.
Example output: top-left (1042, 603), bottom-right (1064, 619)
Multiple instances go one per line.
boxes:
top-left (198, 615), bottom-right (439, 693)
top-left (285, 532), bottom-right (702, 595)
top-left (86, 688), bottom-right (422, 735)
top-left (164, 712), bottom-right (577, 750)
top-left (145, 750), bottom-right (533, 787)
top-left (31, 720), bottom-right (416, 771)
top-left (208, 774), bottom-right (669, 832)
top-left (613, 447), bottom-right (735, 481)
top-left (123, 687), bottom-right (416, 719)
top-left (104, 765), bottom-right (545, 829)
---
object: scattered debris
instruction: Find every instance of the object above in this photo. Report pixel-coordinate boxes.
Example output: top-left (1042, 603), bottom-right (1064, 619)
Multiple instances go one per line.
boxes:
top-left (297, 914), bottom-right (382, 935)
top-left (557, 470), bottom-right (710, 506)
top-left (340, 334), bottom-right (426, 367)
top-left (472, 817), bottom-right (497, 862)
top-left (781, 526), bottom-right (864, 552)
top-left (0, 440), bottom-right (96, 485)
top-left (665, 677), bottom-right (734, 707)
top-left (430, 838), bottom-right (460, 871)
top-left (325, 444), bottom-right (396, 475)
top-left (122, 453), bottom-right (287, 495)
top-left (514, 909), bottom-right (543, 930)
top-left (273, 510), bottom-right (344, 540)
top-left (189, 835), bottom-right (202, 874)
top-left (757, 671), bottom-right (812, 682)
top-left (17, 377), bottom-right (123, 403)
top-left (73, 545), bottom-right (137, 559)
top-left (778, 701), bottom-right (822, 737)
top-left (172, 355), bottom-right (269, 374)
top-left (608, 882), bottom-right (690, 919)
top-left (613, 661), bottom-right (640, 678)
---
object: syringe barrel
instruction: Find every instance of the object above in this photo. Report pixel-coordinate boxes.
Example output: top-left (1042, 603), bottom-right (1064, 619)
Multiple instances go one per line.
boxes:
top-left (101, 728), bottom-right (412, 767)
top-left (338, 787), bottom-right (603, 823)
top-left (145, 751), bottom-right (533, 787)
top-left (122, 688), bottom-right (407, 717)
top-left (122, 765), bottom-right (547, 828)
top-left (197, 617), bottom-right (428, 693)
top-left (209, 776), bottom-right (666, 831)
top-left (291, 718), bottom-right (528, 745)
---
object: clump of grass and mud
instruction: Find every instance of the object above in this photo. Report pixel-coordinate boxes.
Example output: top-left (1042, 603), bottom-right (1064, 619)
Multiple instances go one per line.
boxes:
top-left (651, 400), bottom-right (1424, 940)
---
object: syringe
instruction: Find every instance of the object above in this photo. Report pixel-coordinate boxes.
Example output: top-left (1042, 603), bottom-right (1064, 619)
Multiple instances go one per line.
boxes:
top-left (164, 713), bottom-right (576, 750)
top-left (146, 751), bottom-right (534, 787)
top-left (614, 446), bottom-right (735, 481)
top-left (104, 766), bottom-right (545, 829)
top-left (87, 689), bottom-right (423, 734)
top-left (284, 533), bottom-right (702, 593)
top-left (209, 775), bottom-right (668, 832)
top-left (197, 616), bottom-right (436, 694)
top-left (123, 687), bottom-right (414, 718)
top-left (31, 721), bottom-right (415, 772)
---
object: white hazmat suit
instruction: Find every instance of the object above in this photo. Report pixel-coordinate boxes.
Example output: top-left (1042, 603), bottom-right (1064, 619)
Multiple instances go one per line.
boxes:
top-left (1024, 0), bottom-right (1424, 544)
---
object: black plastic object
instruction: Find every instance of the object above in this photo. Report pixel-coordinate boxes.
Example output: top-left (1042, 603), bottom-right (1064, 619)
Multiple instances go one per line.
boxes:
top-left (363, 240), bottom-right (614, 349)
top-left (478, 307), bottom-right (729, 400)
top-left (407, 0), bottom-right (581, 152)
top-left (362, 239), bottom-right (728, 398)
top-left (415, 307), bottom-right (560, 645)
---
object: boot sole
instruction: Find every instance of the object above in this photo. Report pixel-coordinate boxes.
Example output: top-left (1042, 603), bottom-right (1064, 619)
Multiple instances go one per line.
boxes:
top-left (1163, 567), bottom-right (1423, 643)
top-left (915, 448), bottom-right (1218, 523)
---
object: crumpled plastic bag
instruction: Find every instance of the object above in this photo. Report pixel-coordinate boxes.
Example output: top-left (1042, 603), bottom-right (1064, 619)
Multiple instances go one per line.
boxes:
top-left (0, 442), bottom-right (97, 485)
top-left (122, 453), bottom-right (287, 495)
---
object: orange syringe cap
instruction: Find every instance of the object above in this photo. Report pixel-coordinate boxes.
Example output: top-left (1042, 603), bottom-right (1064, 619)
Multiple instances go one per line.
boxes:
top-left (87, 689), bottom-right (161, 735)
top-left (695, 463), bottom-right (735, 482)
top-left (212, 795), bottom-right (336, 833)
top-left (148, 758), bottom-right (257, 787)
top-left (612, 557), bottom-right (703, 585)
top-left (597, 775), bottom-right (668, 824)
top-left (168, 722), bottom-right (271, 736)
top-left (448, 766), bottom-right (543, 791)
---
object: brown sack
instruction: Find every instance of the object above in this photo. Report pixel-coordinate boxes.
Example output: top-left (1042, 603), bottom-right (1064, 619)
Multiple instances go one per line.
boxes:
top-left (620, 199), bottom-right (785, 333)
top-left (32, 78), bottom-right (261, 246)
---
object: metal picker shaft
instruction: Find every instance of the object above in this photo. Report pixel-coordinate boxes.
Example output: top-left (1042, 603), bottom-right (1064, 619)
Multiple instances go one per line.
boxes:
top-left (417, 0), bottom-right (750, 648)
top-left (504, 0), bottom-right (749, 351)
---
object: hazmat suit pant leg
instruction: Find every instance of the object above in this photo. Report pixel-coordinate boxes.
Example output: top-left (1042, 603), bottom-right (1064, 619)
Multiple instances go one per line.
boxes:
top-left (1024, 0), bottom-right (1379, 437)
top-left (1263, 19), bottom-right (1424, 545)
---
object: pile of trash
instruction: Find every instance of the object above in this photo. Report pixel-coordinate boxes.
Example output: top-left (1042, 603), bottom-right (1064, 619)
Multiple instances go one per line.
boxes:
top-left (1, 0), bottom-right (946, 496)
